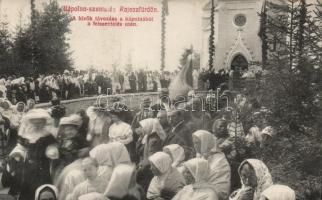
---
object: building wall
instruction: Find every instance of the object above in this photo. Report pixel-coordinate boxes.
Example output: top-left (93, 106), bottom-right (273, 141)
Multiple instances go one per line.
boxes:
top-left (202, 0), bottom-right (264, 71)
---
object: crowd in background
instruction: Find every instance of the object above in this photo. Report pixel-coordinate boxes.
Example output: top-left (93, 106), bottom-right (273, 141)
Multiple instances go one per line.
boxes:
top-left (0, 68), bottom-right (235, 105)
top-left (0, 80), bottom-right (297, 200)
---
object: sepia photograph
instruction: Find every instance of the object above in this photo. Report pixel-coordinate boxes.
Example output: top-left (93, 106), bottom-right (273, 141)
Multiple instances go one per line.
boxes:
top-left (0, 0), bottom-right (321, 199)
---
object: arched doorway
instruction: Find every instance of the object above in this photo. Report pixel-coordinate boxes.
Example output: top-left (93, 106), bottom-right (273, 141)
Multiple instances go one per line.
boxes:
top-left (231, 54), bottom-right (248, 71)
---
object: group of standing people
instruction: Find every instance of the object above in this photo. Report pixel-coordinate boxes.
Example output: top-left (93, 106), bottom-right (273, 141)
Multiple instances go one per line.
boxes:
top-left (0, 84), bottom-right (297, 200)
top-left (0, 69), bottom-right (177, 105)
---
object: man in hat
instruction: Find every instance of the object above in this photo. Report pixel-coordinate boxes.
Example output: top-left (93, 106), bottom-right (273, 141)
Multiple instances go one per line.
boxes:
top-left (150, 88), bottom-right (171, 117)
top-left (131, 97), bottom-right (154, 126)
top-left (163, 109), bottom-right (194, 160)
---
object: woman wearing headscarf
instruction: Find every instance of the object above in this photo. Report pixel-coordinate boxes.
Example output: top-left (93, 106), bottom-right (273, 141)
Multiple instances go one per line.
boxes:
top-left (172, 158), bottom-right (218, 200)
top-left (192, 130), bottom-right (231, 200)
top-left (89, 142), bottom-right (132, 183)
top-left (7, 102), bottom-right (25, 152)
top-left (260, 185), bottom-right (296, 200)
top-left (2, 109), bottom-right (58, 200)
top-left (229, 159), bottom-right (273, 200)
top-left (0, 98), bottom-right (13, 119)
top-left (26, 98), bottom-right (36, 112)
top-left (35, 184), bottom-right (59, 200)
top-left (163, 144), bottom-right (185, 173)
top-left (135, 118), bottom-right (166, 194)
top-left (136, 118), bottom-right (166, 164)
top-left (10, 102), bottom-right (25, 128)
top-left (58, 142), bottom-right (131, 200)
top-left (147, 152), bottom-right (186, 200)
top-left (104, 164), bottom-right (144, 200)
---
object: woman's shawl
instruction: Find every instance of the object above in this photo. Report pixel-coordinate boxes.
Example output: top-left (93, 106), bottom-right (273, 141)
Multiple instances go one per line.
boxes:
top-left (237, 159), bottom-right (273, 200)
top-left (89, 142), bottom-right (131, 167)
top-left (184, 158), bottom-right (210, 188)
top-left (207, 152), bottom-right (231, 200)
top-left (59, 142), bottom-right (131, 200)
top-left (104, 164), bottom-right (136, 199)
top-left (260, 185), bottom-right (296, 200)
top-left (147, 152), bottom-right (185, 199)
top-left (192, 130), bottom-right (231, 199)
top-left (172, 185), bottom-right (218, 200)
top-left (163, 144), bottom-right (185, 168)
top-left (192, 130), bottom-right (217, 157)
top-left (140, 118), bottom-right (167, 162)
top-left (147, 167), bottom-right (185, 199)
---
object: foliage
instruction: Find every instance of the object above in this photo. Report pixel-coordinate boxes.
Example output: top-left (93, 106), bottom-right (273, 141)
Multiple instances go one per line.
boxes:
top-left (254, 1), bottom-right (322, 199)
top-left (0, 0), bottom-right (72, 76)
top-left (0, 22), bottom-right (13, 74)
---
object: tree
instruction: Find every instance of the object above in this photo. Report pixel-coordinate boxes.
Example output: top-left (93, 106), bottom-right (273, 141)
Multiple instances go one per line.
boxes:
top-left (11, 0), bottom-right (72, 75)
top-left (256, 1), bottom-right (322, 198)
top-left (208, 0), bottom-right (215, 70)
top-left (160, 0), bottom-right (168, 71)
top-left (34, 0), bottom-right (73, 74)
top-left (0, 21), bottom-right (13, 74)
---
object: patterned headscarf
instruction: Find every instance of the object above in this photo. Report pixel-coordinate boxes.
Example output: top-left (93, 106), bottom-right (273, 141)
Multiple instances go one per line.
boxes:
top-left (148, 152), bottom-right (172, 175)
top-left (192, 130), bottom-right (217, 157)
top-left (163, 144), bottom-right (185, 167)
top-left (238, 159), bottom-right (273, 200)
top-left (260, 185), bottom-right (296, 200)
top-left (89, 142), bottom-right (131, 167)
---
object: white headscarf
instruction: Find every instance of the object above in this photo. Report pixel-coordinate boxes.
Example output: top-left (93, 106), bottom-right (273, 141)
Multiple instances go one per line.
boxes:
top-left (148, 152), bottom-right (172, 175)
top-left (260, 185), bottom-right (296, 200)
top-left (35, 184), bottom-right (58, 200)
top-left (163, 144), bottom-right (185, 168)
top-left (89, 142), bottom-right (131, 167)
top-left (109, 122), bottom-right (133, 145)
top-left (238, 159), bottom-right (273, 200)
top-left (184, 158), bottom-right (210, 186)
top-left (104, 164), bottom-right (136, 198)
top-left (0, 98), bottom-right (13, 118)
top-left (10, 102), bottom-right (25, 128)
top-left (139, 118), bottom-right (166, 142)
top-left (192, 130), bottom-right (217, 157)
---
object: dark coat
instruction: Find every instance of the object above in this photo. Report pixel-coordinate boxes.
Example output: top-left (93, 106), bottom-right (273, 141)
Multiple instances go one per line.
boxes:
top-left (2, 135), bottom-right (57, 200)
top-left (162, 122), bottom-right (195, 160)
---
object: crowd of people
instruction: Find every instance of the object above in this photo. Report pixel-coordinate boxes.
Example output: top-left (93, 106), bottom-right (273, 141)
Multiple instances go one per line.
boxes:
top-left (0, 68), bottom-right (234, 105)
top-left (0, 80), bottom-right (297, 200)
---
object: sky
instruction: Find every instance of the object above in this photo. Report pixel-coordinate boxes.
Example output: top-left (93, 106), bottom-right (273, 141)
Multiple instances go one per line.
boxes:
top-left (0, 0), bottom-right (317, 72)
top-left (0, 0), bottom-right (205, 72)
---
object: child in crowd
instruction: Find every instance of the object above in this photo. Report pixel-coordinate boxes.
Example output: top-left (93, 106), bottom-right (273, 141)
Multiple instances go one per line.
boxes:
top-left (68, 157), bottom-right (107, 200)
